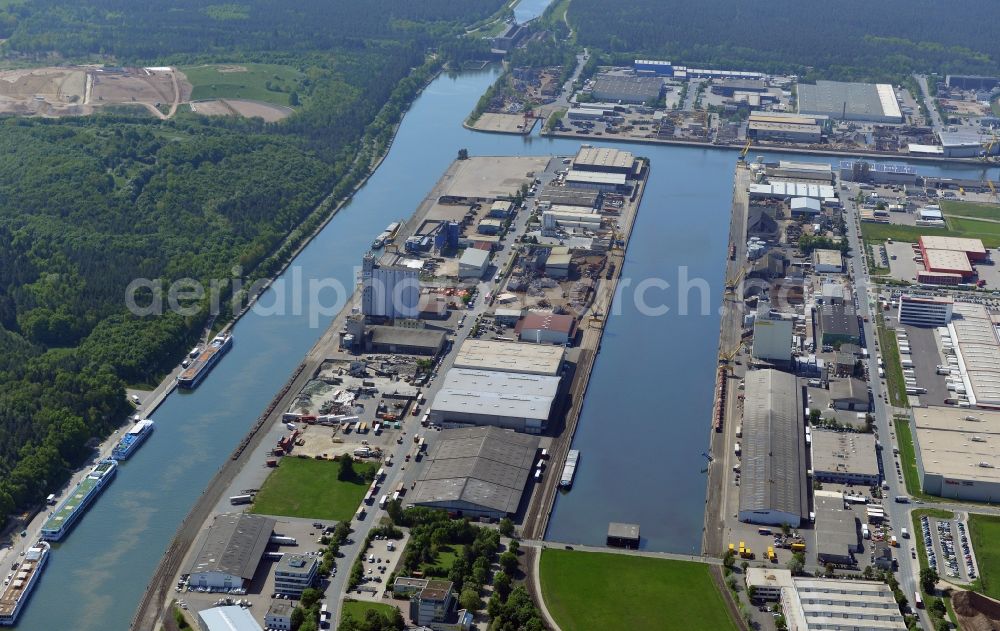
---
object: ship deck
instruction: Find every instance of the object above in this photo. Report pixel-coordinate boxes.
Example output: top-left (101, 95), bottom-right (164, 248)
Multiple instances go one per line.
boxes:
top-left (0, 552), bottom-right (42, 617)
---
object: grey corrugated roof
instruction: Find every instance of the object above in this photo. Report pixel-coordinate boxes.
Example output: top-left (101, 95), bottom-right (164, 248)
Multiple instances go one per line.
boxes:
top-left (189, 513), bottom-right (275, 580)
top-left (738, 370), bottom-right (806, 520)
top-left (410, 426), bottom-right (540, 514)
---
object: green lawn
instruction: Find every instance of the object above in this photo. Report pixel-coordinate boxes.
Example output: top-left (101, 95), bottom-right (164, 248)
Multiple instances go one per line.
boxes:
top-left (893, 413), bottom-right (929, 502)
top-left (941, 200), bottom-right (1000, 221)
top-left (421, 545), bottom-right (459, 575)
top-left (540, 550), bottom-right (739, 631)
top-left (182, 63), bottom-right (302, 106)
top-left (876, 315), bottom-right (908, 408)
top-left (251, 458), bottom-right (375, 521)
top-left (969, 514), bottom-right (1000, 600)
top-left (341, 600), bottom-right (401, 622)
top-left (860, 209), bottom-right (1000, 248)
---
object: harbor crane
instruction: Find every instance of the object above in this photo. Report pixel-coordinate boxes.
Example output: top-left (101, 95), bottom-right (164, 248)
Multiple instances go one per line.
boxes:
top-left (724, 268), bottom-right (746, 294)
top-left (982, 132), bottom-right (999, 162)
top-left (719, 342), bottom-right (745, 364)
top-left (738, 138), bottom-right (752, 162)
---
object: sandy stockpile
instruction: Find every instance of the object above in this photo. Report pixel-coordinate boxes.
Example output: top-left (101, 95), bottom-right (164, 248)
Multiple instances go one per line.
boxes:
top-left (953, 589), bottom-right (1000, 631)
top-left (192, 98), bottom-right (293, 122)
top-left (0, 67), bottom-right (88, 115)
top-left (91, 67), bottom-right (190, 105)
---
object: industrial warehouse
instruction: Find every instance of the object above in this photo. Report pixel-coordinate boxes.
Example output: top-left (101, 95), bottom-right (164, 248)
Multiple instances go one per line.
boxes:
top-left (949, 302), bottom-right (1000, 409)
top-left (407, 426), bottom-right (541, 519)
top-left (429, 368), bottom-right (561, 434)
top-left (810, 430), bottom-right (880, 487)
top-left (913, 407), bottom-right (1000, 502)
top-left (737, 369), bottom-right (806, 527)
top-left (187, 513), bottom-right (275, 591)
top-left (453, 339), bottom-right (565, 376)
top-left (796, 80), bottom-right (903, 123)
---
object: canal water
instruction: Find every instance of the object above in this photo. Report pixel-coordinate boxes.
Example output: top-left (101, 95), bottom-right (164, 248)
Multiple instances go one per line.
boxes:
top-left (19, 66), bottom-right (1000, 629)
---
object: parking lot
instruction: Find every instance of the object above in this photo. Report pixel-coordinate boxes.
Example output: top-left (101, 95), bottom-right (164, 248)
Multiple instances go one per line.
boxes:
top-left (921, 515), bottom-right (979, 583)
top-left (349, 532), bottom-right (409, 602)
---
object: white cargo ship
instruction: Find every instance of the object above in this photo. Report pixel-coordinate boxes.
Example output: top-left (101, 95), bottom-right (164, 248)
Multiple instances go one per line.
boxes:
top-left (560, 450), bottom-right (580, 488)
top-left (0, 541), bottom-right (50, 626)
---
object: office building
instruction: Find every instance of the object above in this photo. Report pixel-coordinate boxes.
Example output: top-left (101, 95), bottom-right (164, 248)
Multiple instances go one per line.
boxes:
top-left (429, 369), bottom-right (560, 434)
top-left (897, 295), bottom-right (954, 327)
top-left (738, 370), bottom-right (806, 527)
top-left (273, 553), bottom-right (318, 597)
top-left (797, 81), bottom-right (903, 123)
top-left (811, 430), bottom-right (879, 486)
top-left (188, 513), bottom-right (275, 591)
top-left (361, 252), bottom-right (420, 319)
top-left (745, 568), bottom-right (794, 601)
top-left (265, 601), bottom-right (293, 631)
top-left (408, 426), bottom-right (540, 519)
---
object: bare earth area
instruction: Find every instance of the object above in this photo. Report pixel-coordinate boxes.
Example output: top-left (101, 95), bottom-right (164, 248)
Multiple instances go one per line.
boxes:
top-left (191, 98), bottom-right (294, 122)
top-left (0, 67), bottom-right (90, 116)
top-left (469, 112), bottom-right (536, 134)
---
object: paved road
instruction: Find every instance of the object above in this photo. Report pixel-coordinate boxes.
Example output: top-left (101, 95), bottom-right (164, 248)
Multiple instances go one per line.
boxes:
top-left (520, 538), bottom-right (722, 565)
top-left (914, 75), bottom-right (942, 134)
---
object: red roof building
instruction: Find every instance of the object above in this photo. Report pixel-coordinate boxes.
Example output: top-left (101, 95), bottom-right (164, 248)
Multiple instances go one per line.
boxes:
top-left (515, 312), bottom-right (577, 345)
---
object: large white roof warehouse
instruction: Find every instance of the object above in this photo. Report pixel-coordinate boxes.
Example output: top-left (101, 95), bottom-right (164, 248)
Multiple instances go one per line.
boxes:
top-left (913, 407), bottom-right (1000, 501)
top-left (453, 339), bottom-right (564, 376)
top-left (948, 302), bottom-right (1000, 408)
top-left (429, 368), bottom-right (560, 434)
top-left (738, 369), bottom-right (806, 527)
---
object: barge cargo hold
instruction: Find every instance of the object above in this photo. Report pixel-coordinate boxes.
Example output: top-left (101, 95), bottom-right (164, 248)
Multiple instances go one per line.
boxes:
top-left (40, 459), bottom-right (118, 542)
top-left (371, 221), bottom-right (402, 249)
top-left (560, 450), bottom-right (580, 488)
top-left (111, 419), bottom-right (155, 460)
top-left (177, 334), bottom-right (233, 389)
top-left (0, 541), bottom-right (50, 626)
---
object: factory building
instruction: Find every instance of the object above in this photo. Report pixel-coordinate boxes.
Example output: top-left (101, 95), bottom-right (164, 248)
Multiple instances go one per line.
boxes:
top-left (633, 59), bottom-right (673, 76)
top-left (542, 208), bottom-right (602, 232)
top-left (429, 368), bottom-right (560, 434)
top-left (918, 236), bottom-right (989, 262)
top-left (591, 75), bottom-right (664, 104)
top-left (790, 197), bottom-right (821, 218)
top-left (711, 79), bottom-right (768, 97)
top-left (948, 302), bottom-right (1000, 409)
top-left (572, 146), bottom-right (637, 175)
top-left (188, 513), bottom-right (275, 591)
top-left (751, 299), bottom-right (793, 363)
top-left (938, 130), bottom-right (1000, 158)
top-left (897, 294), bottom-right (954, 327)
top-left (564, 170), bottom-right (627, 192)
top-left (812, 249), bottom-right (844, 273)
top-left (811, 430), bottom-right (879, 486)
top-left (361, 252), bottom-right (420, 319)
top-left (516, 312), bottom-right (576, 345)
top-left (545, 249), bottom-right (572, 279)
top-left (782, 577), bottom-right (907, 630)
top-left (408, 426), bottom-right (540, 519)
top-left (838, 160), bottom-right (918, 185)
top-left (797, 81), bottom-right (903, 123)
top-left (748, 181), bottom-right (836, 201)
top-left (537, 188), bottom-right (600, 209)
top-left (453, 339), bottom-right (564, 376)
top-left (914, 407), bottom-right (1000, 501)
top-left (458, 248), bottom-right (490, 280)
top-left (818, 303), bottom-right (861, 347)
top-left (273, 554), bottom-right (318, 598)
top-left (830, 377), bottom-right (870, 412)
top-left (813, 491), bottom-right (860, 566)
top-left (748, 121), bottom-right (821, 144)
top-left (198, 606), bottom-right (264, 631)
top-left (367, 326), bottom-right (446, 356)
top-left (738, 370), bottom-right (806, 527)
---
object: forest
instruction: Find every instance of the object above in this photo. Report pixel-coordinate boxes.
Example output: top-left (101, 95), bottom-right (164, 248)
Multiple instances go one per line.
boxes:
top-left (0, 0), bottom-right (503, 528)
top-left (567, 0), bottom-right (1000, 80)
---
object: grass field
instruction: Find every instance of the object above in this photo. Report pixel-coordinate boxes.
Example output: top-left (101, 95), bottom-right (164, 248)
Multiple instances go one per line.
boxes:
top-left (251, 458), bottom-right (375, 521)
top-left (860, 211), bottom-right (1000, 248)
top-left (941, 200), bottom-right (1000, 221)
top-left (876, 314), bottom-right (908, 408)
top-left (182, 63), bottom-right (302, 106)
top-left (969, 514), bottom-right (1000, 600)
top-left (421, 545), bottom-right (459, 575)
top-left (341, 600), bottom-right (401, 622)
top-left (540, 550), bottom-right (739, 631)
top-left (894, 414), bottom-right (928, 501)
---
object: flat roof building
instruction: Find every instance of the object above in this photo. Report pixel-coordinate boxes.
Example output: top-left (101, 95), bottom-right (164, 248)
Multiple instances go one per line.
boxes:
top-left (606, 522), bottom-right (640, 549)
top-left (591, 75), bottom-right (664, 104)
top-left (453, 339), bottom-right (564, 376)
top-left (811, 430), bottom-right (879, 486)
top-left (914, 406), bottom-right (1000, 501)
top-left (749, 121), bottom-right (822, 144)
top-left (738, 370), bottom-right (806, 527)
top-left (188, 513), bottom-right (275, 591)
top-left (572, 146), bottom-right (636, 174)
top-left (368, 326), bottom-right (446, 356)
top-left (273, 553), bottom-right (318, 597)
top-left (812, 249), bottom-right (843, 273)
top-left (459, 248), bottom-right (490, 280)
top-left (430, 368), bottom-right (561, 434)
top-left (813, 491), bottom-right (860, 566)
top-left (948, 303), bottom-right (1000, 408)
top-left (408, 426), bottom-right (540, 519)
top-left (745, 567), bottom-right (794, 602)
top-left (564, 170), bottom-right (627, 192)
top-left (818, 303), bottom-right (861, 347)
top-left (782, 577), bottom-right (906, 630)
top-left (918, 235), bottom-right (988, 261)
top-left (797, 81), bottom-right (903, 123)
top-left (198, 605), bottom-right (264, 631)
top-left (924, 249), bottom-right (974, 278)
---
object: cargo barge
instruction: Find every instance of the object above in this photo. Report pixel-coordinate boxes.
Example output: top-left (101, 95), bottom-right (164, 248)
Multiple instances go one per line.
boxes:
top-left (560, 450), bottom-right (580, 488)
top-left (40, 459), bottom-right (118, 541)
top-left (177, 334), bottom-right (232, 389)
top-left (111, 419), bottom-right (155, 460)
top-left (0, 541), bottom-right (50, 626)
top-left (371, 221), bottom-right (401, 249)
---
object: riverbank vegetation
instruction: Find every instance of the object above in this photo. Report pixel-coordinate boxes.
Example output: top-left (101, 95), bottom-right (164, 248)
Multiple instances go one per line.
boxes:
top-left (566, 0), bottom-right (1000, 80)
top-left (0, 0), bottom-right (506, 531)
top-left (540, 550), bottom-right (739, 631)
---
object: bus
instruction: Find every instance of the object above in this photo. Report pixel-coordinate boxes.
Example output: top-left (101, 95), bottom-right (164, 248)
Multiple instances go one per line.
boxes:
top-left (364, 490), bottom-right (376, 505)
top-left (379, 494), bottom-right (389, 509)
